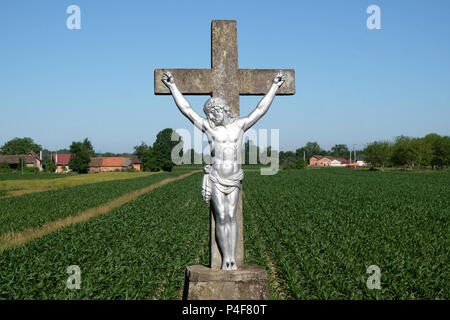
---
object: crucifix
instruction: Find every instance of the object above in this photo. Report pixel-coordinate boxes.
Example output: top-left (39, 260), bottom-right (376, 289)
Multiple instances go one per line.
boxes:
top-left (154, 20), bottom-right (295, 270)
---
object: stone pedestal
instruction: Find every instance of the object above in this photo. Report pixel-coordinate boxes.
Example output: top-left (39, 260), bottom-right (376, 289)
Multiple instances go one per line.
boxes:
top-left (183, 265), bottom-right (270, 300)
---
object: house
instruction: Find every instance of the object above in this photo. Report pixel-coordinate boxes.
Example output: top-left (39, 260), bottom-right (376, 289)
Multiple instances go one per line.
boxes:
top-left (89, 156), bottom-right (142, 173)
top-left (0, 151), bottom-right (42, 171)
top-left (52, 153), bottom-right (71, 173)
top-left (329, 158), bottom-right (345, 167)
top-left (89, 157), bottom-right (103, 172)
top-left (309, 155), bottom-right (354, 167)
top-left (338, 158), bottom-right (350, 165)
top-left (317, 156), bottom-right (334, 167)
top-left (128, 156), bottom-right (142, 171)
top-left (309, 155), bottom-right (323, 166)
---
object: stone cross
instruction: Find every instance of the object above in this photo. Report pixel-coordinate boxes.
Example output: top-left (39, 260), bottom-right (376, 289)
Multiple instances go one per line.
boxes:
top-left (154, 20), bottom-right (295, 269)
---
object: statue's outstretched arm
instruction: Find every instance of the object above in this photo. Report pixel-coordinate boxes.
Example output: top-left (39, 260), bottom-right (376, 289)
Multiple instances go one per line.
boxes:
top-left (241, 71), bottom-right (285, 131)
top-left (162, 71), bottom-right (205, 130)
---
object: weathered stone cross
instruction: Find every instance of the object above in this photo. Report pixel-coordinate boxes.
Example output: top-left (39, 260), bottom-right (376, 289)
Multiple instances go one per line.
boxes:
top-left (154, 20), bottom-right (295, 269)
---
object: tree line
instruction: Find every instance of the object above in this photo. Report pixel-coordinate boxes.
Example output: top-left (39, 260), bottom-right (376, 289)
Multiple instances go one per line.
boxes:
top-left (0, 128), bottom-right (182, 173)
top-left (278, 142), bottom-right (361, 169)
top-left (363, 133), bottom-right (450, 170)
top-left (1, 132), bottom-right (448, 173)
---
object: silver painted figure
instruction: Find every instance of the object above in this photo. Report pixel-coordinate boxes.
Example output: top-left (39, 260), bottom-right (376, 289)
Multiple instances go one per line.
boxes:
top-left (162, 70), bottom-right (285, 270)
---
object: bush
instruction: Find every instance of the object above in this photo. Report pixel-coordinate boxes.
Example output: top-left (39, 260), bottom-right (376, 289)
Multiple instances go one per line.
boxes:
top-left (23, 166), bottom-right (39, 173)
top-left (295, 159), bottom-right (308, 169)
top-left (44, 160), bottom-right (57, 173)
top-left (0, 162), bottom-right (11, 172)
top-left (282, 159), bottom-right (307, 170)
top-left (161, 159), bottom-right (173, 172)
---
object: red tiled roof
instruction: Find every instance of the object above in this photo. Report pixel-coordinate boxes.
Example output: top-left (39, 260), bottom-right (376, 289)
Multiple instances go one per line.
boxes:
top-left (338, 158), bottom-right (349, 164)
top-left (89, 157), bottom-right (103, 167)
top-left (101, 157), bottom-right (125, 167)
top-left (52, 154), bottom-right (71, 165)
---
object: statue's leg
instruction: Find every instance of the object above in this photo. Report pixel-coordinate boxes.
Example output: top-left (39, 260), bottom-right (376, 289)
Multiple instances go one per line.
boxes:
top-left (211, 184), bottom-right (230, 270)
top-left (226, 187), bottom-right (240, 270)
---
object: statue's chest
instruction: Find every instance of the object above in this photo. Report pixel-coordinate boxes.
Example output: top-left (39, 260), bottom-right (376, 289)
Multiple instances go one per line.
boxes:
top-left (210, 125), bottom-right (241, 145)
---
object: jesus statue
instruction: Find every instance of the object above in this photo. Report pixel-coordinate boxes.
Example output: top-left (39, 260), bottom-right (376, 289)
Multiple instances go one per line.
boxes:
top-left (162, 70), bottom-right (286, 270)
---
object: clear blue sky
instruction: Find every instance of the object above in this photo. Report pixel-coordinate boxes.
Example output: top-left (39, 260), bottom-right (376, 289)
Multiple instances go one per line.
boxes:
top-left (1, 0), bottom-right (449, 153)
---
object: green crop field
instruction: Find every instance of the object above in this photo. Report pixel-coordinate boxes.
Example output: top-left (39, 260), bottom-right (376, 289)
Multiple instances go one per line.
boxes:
top-left (0, 168), bottom-right (448, 299)
top-left (0, 171), bottom-right (181, 234)
top-left (242, 169), bottom-right (449, 299)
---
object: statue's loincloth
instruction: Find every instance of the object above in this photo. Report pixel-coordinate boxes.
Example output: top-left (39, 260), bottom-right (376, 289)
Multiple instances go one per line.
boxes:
top-left (201, 165), bottom-right (244, 203)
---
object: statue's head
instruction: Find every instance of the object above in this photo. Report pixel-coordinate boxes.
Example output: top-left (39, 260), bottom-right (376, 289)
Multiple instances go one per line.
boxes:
top-left (203, 97), bottom-right (235, 127)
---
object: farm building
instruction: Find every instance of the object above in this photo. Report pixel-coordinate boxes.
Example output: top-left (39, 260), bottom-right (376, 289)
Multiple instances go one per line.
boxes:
top-left (309, 155), bottom-right (336, 167)
top-left (52, 153), bottom-right (71, 173)
top-left (127, 156), bottom-right (142, 171)
top-left (329, 158), bottom-right (345, 167)
top-left (89, 156), bottom-right (141, 173)
top-left (309, 155), bottom-right (323, 166)
top-left (309, 155), bottom-right (353, 167)
top-left (0, 151), bottom-right (42, 171)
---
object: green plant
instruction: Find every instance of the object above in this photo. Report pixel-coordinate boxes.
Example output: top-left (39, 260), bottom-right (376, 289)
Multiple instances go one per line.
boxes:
top-left (23, 166), bottom-right (39, 173)
top-left (0, 173), bottom-right (207, 299)
top-left (0, 162), bottom-right (11, 173)
top-left (44, 160), bottom-right (57, 173)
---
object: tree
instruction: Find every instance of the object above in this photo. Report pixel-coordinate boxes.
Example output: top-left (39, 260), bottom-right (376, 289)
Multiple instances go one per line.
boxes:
top-left (363, 141), bottom-right (392, 171)
top-left (152, 128), bottom-right (182, 172)
top-left (82, 138), bottom-right (95, 156)
top-left (279, 151), bottom-right (296, 165)
top-left (423, 133), bottom-right (450, 169)
top-left (44, 159), bottom-right (57, 173)
top-left (391, 136), bottom-right (415, 169)
top-left (410, 138), bottom-right (433, 169)
top-left (140, 147), bottom-right (160, 172)
top-left (133, 142), bottom-right (150, 161)
top-left (41, 149), bottom-right (52, 163)
top-left (0, 137), bottom-right (41, 155)
top-left (330, 144), bottom-right (349, 158)
top-left (68, 141), bottom-right (91, 173)
top-left (297, 142), bottom-right (324, 163)
top-left (134, 129), bottom-right (182, 172)
top-left (282, 158), bottom-right (307, 170)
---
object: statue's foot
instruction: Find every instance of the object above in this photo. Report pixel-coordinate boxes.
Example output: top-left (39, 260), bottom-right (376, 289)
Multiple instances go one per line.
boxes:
top-left (230, 260), bottom-right (238, 270)
top-left (222, 259), bottom-right (234, 270)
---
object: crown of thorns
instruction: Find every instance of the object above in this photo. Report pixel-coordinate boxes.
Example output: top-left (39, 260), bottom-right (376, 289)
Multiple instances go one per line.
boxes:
top-left (203, 97), bottom-right (235, 118)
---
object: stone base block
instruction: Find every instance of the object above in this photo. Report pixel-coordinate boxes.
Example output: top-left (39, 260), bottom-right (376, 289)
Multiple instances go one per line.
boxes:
top-left (183, 265), bottom-right (270, 300)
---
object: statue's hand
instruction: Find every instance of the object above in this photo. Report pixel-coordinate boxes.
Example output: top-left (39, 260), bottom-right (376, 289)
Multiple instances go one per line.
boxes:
top-left (273, 70), bottom-right (286, 87)
top-left (162, 71), bottom-right (175, 88)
